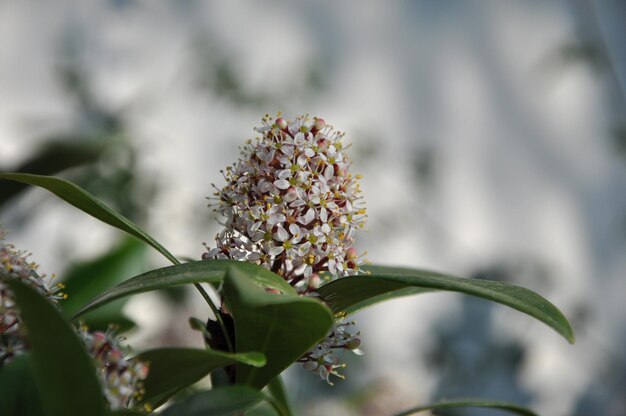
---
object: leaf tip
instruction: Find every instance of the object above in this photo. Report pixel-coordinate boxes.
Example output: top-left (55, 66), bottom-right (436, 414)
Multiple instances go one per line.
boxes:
top-left (239, 352), bottom-right (267, 367)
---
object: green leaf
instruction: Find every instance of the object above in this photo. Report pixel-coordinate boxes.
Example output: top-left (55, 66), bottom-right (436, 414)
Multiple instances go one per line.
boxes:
top-left (160, 386), bottom-right (268, 416)
top-left (317, 265), bottom-right (575, 343)
top-left (74, 260), bottom-right (295, 318)
top-left (245, 402), bottom-right (280, 416)
top-left (0, 139), bottom-right (104, 208)
top-left (223, 267), bottom-right (334, 389)
top-left (0, 354), bottom-right (44, 416)
top-left (3, 277), bottom-right (107, 416)
top-left (136, 348), bottom-right (266, 409)
top-left (266, 376), bottom-right (293, 416)
top-left (0, 173), bottom-right (178, 264)
top-left (394, 399), bottom-right (538, 416)
top-left (189, 317), bottom-right (212, 339)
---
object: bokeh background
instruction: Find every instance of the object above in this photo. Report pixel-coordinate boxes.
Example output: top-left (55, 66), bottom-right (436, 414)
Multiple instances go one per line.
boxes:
top-left (1, 1), bottom-right (626, 415)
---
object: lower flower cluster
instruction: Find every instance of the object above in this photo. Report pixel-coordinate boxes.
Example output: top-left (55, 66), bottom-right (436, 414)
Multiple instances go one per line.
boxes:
top-left (299, 320), bottom-right (362, 384)
top-left (0, 228), bottom-right (148, 410)
top-left (0, 229), bottom-right (66, 364)
top-left (78, 326), bottom-right (149, 410)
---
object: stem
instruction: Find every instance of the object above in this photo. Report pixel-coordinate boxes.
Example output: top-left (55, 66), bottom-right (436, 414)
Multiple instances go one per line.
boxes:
top-left (168, 255), bottom-right (235, 354)
top-left (193, 283), bottom-right (234, 353)
top-left (0, 318), bottom-right (18, 334)
top-left (289, 273), bottom-right (307, 288)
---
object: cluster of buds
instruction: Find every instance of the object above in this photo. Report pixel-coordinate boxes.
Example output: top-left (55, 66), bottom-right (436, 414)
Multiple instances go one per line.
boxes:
top-left (78, 326), bottom-right (149, 410)
top-left (299, 320), bottom-right (362, 384)
top-left (204, 115), bottom-right (367, 383)
top-left (0, 228), bottom-right (148, 410)
top-left (204, 114), bottom-right (367, 293)
top-left (0, 229), bottom-right (66, 365)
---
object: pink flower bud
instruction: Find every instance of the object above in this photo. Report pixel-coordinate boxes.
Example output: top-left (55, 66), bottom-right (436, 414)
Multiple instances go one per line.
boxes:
top-left (109, 349), bottom-right (123, 362)
top-left (275, 118), bottom-right (288, 130)
top-left (313, 117), bottom-right (325, 132)
top-left (346, 247), bottom-right (358, 268)
top-left (92, 331), bottom-right (107, 348)
top-left (308, 273), bottom-right (321, 290)
top-left (317, 138), bottom-right (329, 152)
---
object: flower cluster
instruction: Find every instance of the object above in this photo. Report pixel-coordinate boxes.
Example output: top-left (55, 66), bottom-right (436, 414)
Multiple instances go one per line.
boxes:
top-left (300, 320), bottom-right (362, 384)
top-left (204, 114), bottom-right (367, 383)
top-left (78, 326), bottom-right (149, 410)
top-left (0, 228), bottom-right (148, 410)
top-left (0, 229), bottom-right (66, 365)
top-left (204, 114), bottom-right (367, 293)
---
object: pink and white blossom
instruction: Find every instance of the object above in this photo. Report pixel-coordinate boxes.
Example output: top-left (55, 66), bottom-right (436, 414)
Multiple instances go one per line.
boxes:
top-left (204, 114), bottom-right (367, 293)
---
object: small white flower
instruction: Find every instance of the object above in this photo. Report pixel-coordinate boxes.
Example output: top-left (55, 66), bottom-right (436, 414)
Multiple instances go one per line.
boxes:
top-left (274, 179), bottom-right (290, 190)
top-left (300, 208), bottom-right (316, 226)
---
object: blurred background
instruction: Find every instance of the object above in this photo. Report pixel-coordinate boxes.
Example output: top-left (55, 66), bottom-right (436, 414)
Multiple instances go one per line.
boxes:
top-left (1, 1), bottom-right (625, 415)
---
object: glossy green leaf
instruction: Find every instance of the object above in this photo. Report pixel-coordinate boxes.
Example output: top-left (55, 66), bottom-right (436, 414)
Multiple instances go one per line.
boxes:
top-left (3, 277), bottom-right (107, 416)
top-left (0, 173), bottom-right (178, 264)
top-left (136, 348), bottom-right (266, 409)
top-left (317, 265), bottom-right (575, 343)
top-left (394, 399), bottom-right (538, 416)
top-left (160, 386), bottom-right (268, 416)
top-left (0, 354), bottom-right (44, 416)
top-left (0, 139), bottom-right (104, 208)
top-left (223, 267), bottom-right (334, 389)
top-left (74, 260), bottom-right (295, 318)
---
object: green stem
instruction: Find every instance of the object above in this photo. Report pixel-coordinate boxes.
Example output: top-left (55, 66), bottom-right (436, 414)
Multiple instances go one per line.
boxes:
top-left (192, 282), bottom-right (234, 353)
top-left (167, 256), bottom-right (234, 354)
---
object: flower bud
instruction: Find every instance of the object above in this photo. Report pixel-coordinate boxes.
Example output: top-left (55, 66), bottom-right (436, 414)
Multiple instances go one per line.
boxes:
top-left (345, 338), bottom-right (361, 350)
top-left (303, 361), bottom-right (318, 371)
top-left (334, 163), bottom-right (346, 177)
top-left (275, 117), bottom-right (288, 130)
top-left (313, 117), bottom-right (325, 132)
top-left (317, 138), bottom-right (329, 152)
top-left (308, 273), bottom-right (321, 290)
